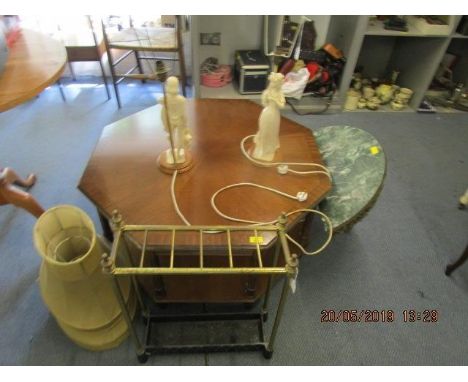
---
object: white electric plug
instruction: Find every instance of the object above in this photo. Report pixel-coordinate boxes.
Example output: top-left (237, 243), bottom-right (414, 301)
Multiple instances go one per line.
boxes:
top-left (277, 164), bottom-right (288, 175)
top-left (296, 191), bottom-right (308, 202)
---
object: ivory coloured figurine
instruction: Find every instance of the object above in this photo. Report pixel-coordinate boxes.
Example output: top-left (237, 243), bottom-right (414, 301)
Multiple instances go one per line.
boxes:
top-left (159, 76), bottom-right (192, 164)
top-left (252, 72), bottom-right (285, 162)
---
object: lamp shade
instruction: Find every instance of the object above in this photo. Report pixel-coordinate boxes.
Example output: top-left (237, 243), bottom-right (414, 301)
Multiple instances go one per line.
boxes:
top-left (33, 205), bottom-right (135, 351)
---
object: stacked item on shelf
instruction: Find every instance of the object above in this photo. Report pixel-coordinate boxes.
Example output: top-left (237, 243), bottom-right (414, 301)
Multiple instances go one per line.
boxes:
top-left (382, 16), bottom-right (408, 32)
top-left (279, 43), bottom-right (346, 100)
top-left (345, 71), bottom-right (414, 111)
top-left (368, 15), bottom-right (456, 35)
top-left (407, 16), bottom-right (454, 35)
top-left (264, 17), bottom-right (346, 114)
top-left (200, 57), bottom-right (232, 88)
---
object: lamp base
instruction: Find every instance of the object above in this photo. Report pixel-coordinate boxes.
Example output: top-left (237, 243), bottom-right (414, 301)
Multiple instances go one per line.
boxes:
top-left (157, 150), bottom-right (194, 175)
top-left (245, 141), bottom-right (283, 163)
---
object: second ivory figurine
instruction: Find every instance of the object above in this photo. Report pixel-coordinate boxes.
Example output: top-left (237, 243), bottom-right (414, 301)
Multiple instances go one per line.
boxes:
top-left (251, 72), bottom-right (286, 161)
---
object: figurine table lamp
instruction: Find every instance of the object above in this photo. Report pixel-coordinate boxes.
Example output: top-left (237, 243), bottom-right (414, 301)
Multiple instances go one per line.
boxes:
top-left (157, 76), bottom-right (193, 174)
top-left (251, 72), bottom-right (285, 161)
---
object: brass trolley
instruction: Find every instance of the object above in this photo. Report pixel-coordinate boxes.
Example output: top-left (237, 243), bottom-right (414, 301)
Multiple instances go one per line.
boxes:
top-left (101, 212), bottom-right (299, 363)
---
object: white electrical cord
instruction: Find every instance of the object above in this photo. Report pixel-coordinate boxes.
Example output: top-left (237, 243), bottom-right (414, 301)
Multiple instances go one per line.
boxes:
top-left (171, 170), bottom-right (191, 226)
top-left (210, 183), bottom-right (333, 255)
top-left (171, 171), bottom-right (333, 256)
top-left (284, 210), bottom-right (333, 256)
top-left (240, 135), bottom-right (332, 179)
top-left (210, 182), bottom-right (303, 225)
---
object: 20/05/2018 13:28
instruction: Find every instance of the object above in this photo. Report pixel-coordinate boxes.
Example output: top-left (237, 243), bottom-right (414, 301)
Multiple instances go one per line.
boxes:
top-left (320, 309), bottom-right (439, 323)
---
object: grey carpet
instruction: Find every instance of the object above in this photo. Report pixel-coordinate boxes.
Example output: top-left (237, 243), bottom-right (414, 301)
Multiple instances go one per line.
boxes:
top-left (0, 78), bottom-right (467, 365)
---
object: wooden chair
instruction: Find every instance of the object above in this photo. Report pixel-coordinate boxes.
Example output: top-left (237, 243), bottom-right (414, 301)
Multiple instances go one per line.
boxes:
top-left (101, 15), bottom-right (187, 108)
top-left (0, 168), bottom-right (44, 218)
top-left (313, 125), bottom-right (386, 232)
top-left (57, 16), bottom-right (111, 101)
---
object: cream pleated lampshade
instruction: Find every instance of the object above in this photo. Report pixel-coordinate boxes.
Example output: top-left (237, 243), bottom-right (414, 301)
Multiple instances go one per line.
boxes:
top-left (33, 205), bottom-right (135, 351)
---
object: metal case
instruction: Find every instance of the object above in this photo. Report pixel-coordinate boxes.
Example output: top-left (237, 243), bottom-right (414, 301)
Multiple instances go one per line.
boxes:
top-left (234, 50), bottom-right (270, 94)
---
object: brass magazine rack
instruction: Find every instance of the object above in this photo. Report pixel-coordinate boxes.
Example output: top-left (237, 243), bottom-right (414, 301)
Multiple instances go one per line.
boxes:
top-left (101, 212), bottom-right (299, 363)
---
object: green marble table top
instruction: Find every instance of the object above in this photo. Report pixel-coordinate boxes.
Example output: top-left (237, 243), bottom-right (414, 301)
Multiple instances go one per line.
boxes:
top-left (313, 125), bottom-right (386, 231)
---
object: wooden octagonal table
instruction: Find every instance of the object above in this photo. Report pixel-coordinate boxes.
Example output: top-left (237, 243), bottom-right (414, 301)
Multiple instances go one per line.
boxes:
top-left (79, 99), bottom-right (331, 303)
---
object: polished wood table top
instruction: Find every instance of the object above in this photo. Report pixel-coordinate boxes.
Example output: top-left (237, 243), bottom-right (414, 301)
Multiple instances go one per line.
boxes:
top-left (0, 29), bottom-right (67, 112)
top-left (79, 99), bottom-right (331, 248)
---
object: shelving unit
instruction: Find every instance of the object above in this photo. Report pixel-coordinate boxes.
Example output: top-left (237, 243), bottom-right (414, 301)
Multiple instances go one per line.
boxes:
top-left (335, 16), bottom-right (464, 112)
top-left (190, 15), bottom-right (467, 113)
top-left (421, 17), bottom-right (468, 113)
top-left (356, 35), bottom-right (451, 109)
top-left (191, 15), bottom-right (333, 101)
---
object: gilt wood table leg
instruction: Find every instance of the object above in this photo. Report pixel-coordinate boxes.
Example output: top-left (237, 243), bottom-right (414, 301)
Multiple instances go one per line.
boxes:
top-left (446, 244), bottom-right (468, 276)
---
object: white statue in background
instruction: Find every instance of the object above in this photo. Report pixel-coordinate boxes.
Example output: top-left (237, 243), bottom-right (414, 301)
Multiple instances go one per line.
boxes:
top-left (159, 76), bottom-right (192, 164)
top-left (251, 72), bottom-right (285, 161)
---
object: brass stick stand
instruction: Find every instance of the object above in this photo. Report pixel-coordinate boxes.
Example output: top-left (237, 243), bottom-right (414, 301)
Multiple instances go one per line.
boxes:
top-left (102, 212), bottom-right (298, 363)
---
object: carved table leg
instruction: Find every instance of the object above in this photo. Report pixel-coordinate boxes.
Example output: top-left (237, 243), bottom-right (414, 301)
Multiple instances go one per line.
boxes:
top-left (0, 168), bottom-right (44, 218)
top-left (446, 244), bottom-right (468, 276)
top-left (0, 184), bottom-right (44, 218)
top-left (1, 167), bottom-right (36, 188)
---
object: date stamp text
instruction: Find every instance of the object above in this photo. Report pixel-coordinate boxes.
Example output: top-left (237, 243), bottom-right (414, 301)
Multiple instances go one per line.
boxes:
top-left (320, 309), bottom-right (439, 323)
